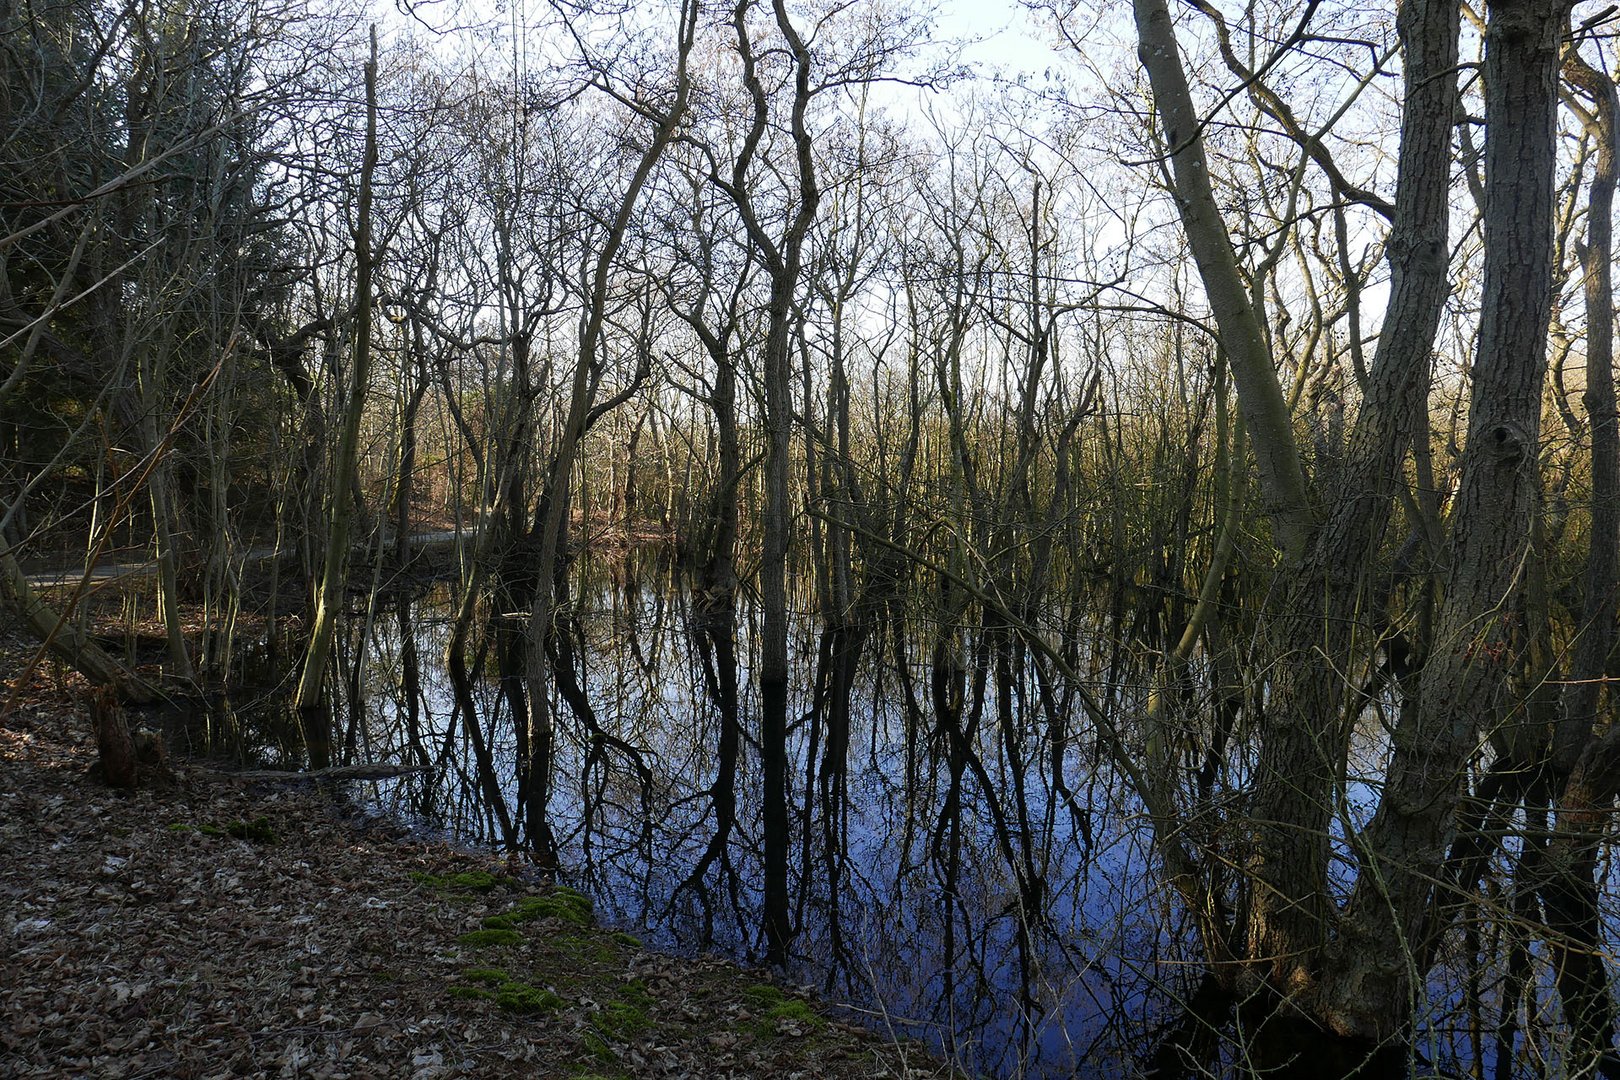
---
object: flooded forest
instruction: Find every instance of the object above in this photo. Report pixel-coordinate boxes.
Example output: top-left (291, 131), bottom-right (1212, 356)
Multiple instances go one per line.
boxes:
top-left (6, 0), bottom-right (1620, 1075)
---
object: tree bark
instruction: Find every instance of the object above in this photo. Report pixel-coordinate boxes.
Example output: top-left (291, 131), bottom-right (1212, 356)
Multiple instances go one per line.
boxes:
top-left (1131, 0), bottom-right (1313, 562)
top-left (1324, 0), bottom-right (1567, 1040)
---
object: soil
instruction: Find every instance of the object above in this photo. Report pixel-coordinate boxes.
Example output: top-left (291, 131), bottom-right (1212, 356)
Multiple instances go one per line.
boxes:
top-left (0, 620), bottom-right (956, 1080)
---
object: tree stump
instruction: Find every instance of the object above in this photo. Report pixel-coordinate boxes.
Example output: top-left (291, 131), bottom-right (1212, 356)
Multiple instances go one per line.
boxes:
top-left (90, 687), bottom-right (137, 790)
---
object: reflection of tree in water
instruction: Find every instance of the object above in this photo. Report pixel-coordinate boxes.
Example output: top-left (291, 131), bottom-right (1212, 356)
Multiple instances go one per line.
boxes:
top-left (256, 558), bottom-right (1180, 1077)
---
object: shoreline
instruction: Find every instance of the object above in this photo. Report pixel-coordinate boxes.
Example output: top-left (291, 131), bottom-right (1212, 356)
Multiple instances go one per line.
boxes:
top-left (0, 666), bottom-right (955, 1080)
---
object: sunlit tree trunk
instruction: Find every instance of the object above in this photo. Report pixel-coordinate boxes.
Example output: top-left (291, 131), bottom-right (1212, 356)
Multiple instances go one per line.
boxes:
top-left (294, 27), bottom-right (377, 711)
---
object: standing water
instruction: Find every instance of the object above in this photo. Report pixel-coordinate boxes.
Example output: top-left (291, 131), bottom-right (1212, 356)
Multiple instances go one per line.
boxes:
top-left (174, 554), bottom-right (1498, 1077)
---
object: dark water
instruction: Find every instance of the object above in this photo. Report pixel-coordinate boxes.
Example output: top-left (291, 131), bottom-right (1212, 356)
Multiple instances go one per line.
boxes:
top-left (171, 558), bottom-right (1538, 1077)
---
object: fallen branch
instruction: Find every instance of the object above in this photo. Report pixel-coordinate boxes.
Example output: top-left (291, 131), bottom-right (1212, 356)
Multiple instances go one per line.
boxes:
top-left (221, 764), bottom-right (435, 783)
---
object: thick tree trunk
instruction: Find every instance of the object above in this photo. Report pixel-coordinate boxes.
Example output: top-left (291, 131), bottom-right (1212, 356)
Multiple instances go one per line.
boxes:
top-left (1324, 0), bottom-right (1566, 1039)
top-left (1258, 0), bottom-right (1460, 1009)
top-left (1133, 0), bottom-right (1461, 1014)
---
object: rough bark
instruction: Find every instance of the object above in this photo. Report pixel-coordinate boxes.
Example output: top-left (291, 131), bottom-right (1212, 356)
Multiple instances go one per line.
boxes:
top-left (90, 687), bottom-right (137, 790)
top-left (1252, 0), bottom-right (1459, 1010)
top-left (1323, 0), bottom-right (1566, 1040)
top-left (1132, 0), bottom-right (1461, 1015)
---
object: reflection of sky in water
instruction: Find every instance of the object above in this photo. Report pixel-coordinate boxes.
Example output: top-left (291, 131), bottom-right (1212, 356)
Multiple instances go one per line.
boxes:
top-left (183, 567), bottom-right (1620, 1078)
top-left (323, 574), bottom-right (1191, 1077)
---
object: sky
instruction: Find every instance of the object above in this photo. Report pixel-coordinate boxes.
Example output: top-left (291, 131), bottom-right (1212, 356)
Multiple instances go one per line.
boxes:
top-left (933, 0), bottom-right (1068, 80)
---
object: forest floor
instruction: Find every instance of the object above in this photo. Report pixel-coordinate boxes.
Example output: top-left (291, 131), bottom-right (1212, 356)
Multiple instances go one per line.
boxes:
top-left (0, 627), bottom-right (955, 1079)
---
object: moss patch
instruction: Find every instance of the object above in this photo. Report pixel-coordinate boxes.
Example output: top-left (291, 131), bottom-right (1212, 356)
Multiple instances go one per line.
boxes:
top-left (580, 1031), bottom-right (616, 1064)
top-left (481, 886), bottom-right (596, 932)
top-left (766, 998), bottom-right (820, 1025)
top-left (496, 981), bottom-right (565, 1015)
top-left (554, 932), bottom-right (616, 965)
top-left (456, 928), bottom-right (521, 949)
top-left (742, 984), bottom-right (786, 1009)
top-left (447, 984), bottom-right (496, 1002)
top-left (616, 979), bottom-right (652, 1010)
top-left (741, 983), bottom-right (824, 1036)
top-left (411, 869), bottom-right (503, 892)
top-left (592, 1000), bottom-right (651, 1040)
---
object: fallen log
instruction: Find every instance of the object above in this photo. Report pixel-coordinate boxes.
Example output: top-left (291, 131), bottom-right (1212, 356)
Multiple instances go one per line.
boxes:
top-left (221, 763), bottom-right (435, 783)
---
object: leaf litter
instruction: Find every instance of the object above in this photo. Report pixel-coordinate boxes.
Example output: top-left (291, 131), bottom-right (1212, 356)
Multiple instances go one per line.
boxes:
top-left (0, 667), bottom-right (958, 1079)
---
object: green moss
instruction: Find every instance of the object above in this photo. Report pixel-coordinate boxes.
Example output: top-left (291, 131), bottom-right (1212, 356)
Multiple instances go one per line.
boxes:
top-left (411, 869), bottom-right (502, 892)
top-left (505, 886), bottom-right (594, 927)
top-left (616, 979), bottom-right (653, 1010)
top-left (610, 931), bottom-right (641, 949)
top-left (741, 984), bottom-right (823, 1036)
top-left (447, 984), bottom-right (496, 1001)
top-left (592, 1001), bottom-right (651, 1040)
top-left (766, 999), bottom-right (821, 1026)
top-left (496, 981), bottom-right (564, 1015)
top-left (555, 933), bottom-right (616, 964)
top-left (166, 822), bottom-right (194, 833)
top-left (580, 1032), bottom-right (617, 1064)
top-left (461, 967), bottom-right (510, 985)
top-left (197, 824), bottom-right (227, 837)
top-left (741, 984), bottom-right (785, 1008)
top-left (225, 816), bottom-right (277, 843)
top-left (456, 928), bottom-right (521, 949)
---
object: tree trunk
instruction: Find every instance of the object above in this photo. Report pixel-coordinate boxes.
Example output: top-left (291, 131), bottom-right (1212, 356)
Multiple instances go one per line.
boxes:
top-left (294, 27), bottom-right (377, 712)
top-left (1131, 0), bottom-right (1313, 561)
top-left (1543, 38), bottom-right (1620, 1069)
top-left (1325, 0), bottom-right (1566, 1039)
